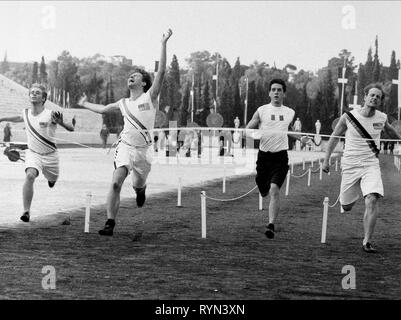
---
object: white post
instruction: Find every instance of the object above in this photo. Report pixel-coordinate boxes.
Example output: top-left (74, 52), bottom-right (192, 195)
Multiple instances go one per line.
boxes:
top-left (392, 68), bottom-right (401, 121)
top-left (311, 159), bottom-right (314, 168)
top-left (259, 193), bottom-right (263, 211)
top-left (84, 192), bottom-right (92, 233)
top-left (307, 167), bottom-right (311, 187)
top-left (222, 166), bottom-right (226, 193)
top-left (319, 163), bottom-right (323, 180)
top-left (321, 197), bottom-right (329, 243)
top-left (328, 157), bottom-right (331, 176)
top-left (302, 158), bottom-right (305, 170)
top-left (335, 158), bottom-right (338, 171)
top-left (285, 170), bottom-right (290, 196)
top-left (201, 191), bottom-right (206, 239)
top-left (177, 177), bottom-right (182, 207)
top-left (291, 162), bottom-right (294, 174)
top-left (338, 60), bottom-right (348, 115)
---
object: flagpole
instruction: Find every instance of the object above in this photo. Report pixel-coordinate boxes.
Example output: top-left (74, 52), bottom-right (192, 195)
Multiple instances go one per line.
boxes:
top-left (340, 62), bottom-right (345, 115)
top-left (339, 58), bottom-right (348, 115)
top-left (244, 77), bottom-right (248, 125)
top-left (191, 73), bottom-right (194, 123)
top-left (215, 55), bottom-right (219, 113)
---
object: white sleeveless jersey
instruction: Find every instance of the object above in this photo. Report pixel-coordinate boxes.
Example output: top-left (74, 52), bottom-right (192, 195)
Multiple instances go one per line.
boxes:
top-left (22, 108), bottom-right (57, 154)
top-left (257, 104), bottom-right (295, 152)
top-left (118, 91), bottom-right (156, 147)
top-left (342, 109), bottom-right (387, 167)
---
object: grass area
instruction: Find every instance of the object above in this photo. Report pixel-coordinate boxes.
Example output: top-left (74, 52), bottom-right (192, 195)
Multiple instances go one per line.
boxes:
top-left (0, 155), bottom-right (400, 300)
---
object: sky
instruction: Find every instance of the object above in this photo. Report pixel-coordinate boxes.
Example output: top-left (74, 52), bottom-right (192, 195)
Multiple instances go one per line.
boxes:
top-left (1, 1), bottom-right (401, 73)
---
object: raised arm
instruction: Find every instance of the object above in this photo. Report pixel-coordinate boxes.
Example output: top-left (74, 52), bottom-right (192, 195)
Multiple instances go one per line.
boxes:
top-left (322, 115), bottom-right (347, 172)
top-left (0, 116), bottom-right (23, 123)
top-left (149, 29), bottom-right (173, 103)
top-left (77, 94), bottom-right (120, 114)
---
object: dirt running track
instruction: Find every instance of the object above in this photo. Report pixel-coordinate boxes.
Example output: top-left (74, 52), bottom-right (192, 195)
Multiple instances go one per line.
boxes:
top-left (0, 155), bottom-right (400, 300)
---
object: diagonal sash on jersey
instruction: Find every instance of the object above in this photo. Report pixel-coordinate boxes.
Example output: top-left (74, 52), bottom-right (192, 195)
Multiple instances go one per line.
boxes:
top-left (345, 111), bottom-right (379, 158)
top-left (121, 99), bottom-right (152, 145)
top-left (23, 109), bottom-right (57, 152)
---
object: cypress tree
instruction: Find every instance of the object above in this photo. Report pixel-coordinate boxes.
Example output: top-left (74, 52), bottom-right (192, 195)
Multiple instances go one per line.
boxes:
top-left (39, 56), bottom-right (48, 84)
top-left (32, 62), bottom-right (39, 84)
top-left (0, 51), bottom-right (10, 74)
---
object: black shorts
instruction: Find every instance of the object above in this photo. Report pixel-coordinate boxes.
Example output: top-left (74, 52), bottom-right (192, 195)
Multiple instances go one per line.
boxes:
top-left (255, 150), bottom-right (289, 195)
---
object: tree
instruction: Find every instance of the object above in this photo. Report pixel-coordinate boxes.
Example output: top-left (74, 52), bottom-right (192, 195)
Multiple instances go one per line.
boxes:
top-left (364, 47), bottom-right (374, 85)
top-left (49, 51), bottom-right (82, 107)
top-left (231, 58), bottom-right (243, 121)
top-left (166, 55), bottom-right (182, 120)
top-left (220, 78), bottom-right (234, 126)
top-left (31, 62), bottom-right (39, 84)
top-left (372, 36), bottom-right (380, 82)
top-left (179, 81), bottom-right (191, 126)
top-left (199, 77), bottom-right (212, 126)
top-left (0, 51), bottom-right (10, 74)
top-left (387, 51), bottom-right (399, 117)
top-left (357, 63), bottom-right (367, 99)
top-left (39, 56), bottom-right (48, 85)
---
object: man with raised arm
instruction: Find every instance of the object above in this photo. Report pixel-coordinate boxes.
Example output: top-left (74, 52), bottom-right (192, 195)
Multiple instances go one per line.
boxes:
top-left (322, 83), bottom-right (401, 253)
top-left (78, 29), bottom-right (173, 236)
top-left (0, 83), bottom-right (74, 222)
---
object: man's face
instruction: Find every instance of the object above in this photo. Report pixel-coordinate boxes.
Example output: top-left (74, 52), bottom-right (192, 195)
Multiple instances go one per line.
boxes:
top-left (364, 88), bottom-right (383, 108)
top-left (269, 83), bottom-right (285, 105)
top-left (29, 87), bottom-right (44, 104)
top-left (127, 72), bottom-right (144, 89)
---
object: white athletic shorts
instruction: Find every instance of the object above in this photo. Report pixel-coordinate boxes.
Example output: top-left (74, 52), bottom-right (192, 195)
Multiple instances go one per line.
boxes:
top-left (340, 164), bottom-right (383, 205)
top-left (114, 141), bottom-right (152, 188)
top-left (25, 149), bottom-right (59, 182)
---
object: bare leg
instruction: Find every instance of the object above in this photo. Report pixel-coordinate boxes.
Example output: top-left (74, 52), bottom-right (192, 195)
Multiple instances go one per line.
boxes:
top-left (23, 168), bottom-right (38, 213)
top-left (363, 193), bottom-right (379, 245)
top-left (106, 166), bottom-right (128, 220)
top-left (268, 183), bottom-right (280, 224)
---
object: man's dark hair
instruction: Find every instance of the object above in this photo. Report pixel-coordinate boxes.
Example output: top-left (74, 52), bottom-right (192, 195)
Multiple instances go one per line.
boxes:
top-left (363, 83), bottom-right (385, 104)
top-left (269, 78), bottom-right (286, 93)
top-left (132, 68), bottom-right (152, 92)
top-left (30, 83), bottom-right (47, 104)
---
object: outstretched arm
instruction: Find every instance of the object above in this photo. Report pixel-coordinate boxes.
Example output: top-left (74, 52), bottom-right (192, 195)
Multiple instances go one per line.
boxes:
top-left (149, 29), bottom-right (173, 103)
top-left (322, 115), bottom-right (347, 173)
top-left (0, 116), bottom-right (23, 123)
top-left (77, 94), bottom-right (120, 114)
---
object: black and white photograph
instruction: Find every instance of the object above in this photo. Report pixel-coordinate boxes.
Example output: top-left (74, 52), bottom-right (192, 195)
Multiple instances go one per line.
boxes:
top-left (1, 0), bottom-right (401, 313)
